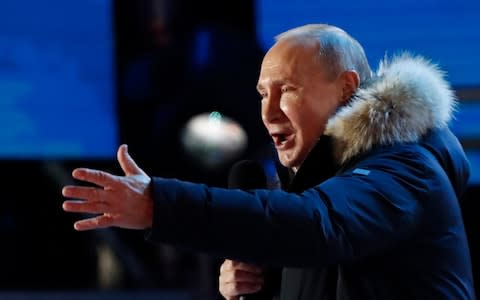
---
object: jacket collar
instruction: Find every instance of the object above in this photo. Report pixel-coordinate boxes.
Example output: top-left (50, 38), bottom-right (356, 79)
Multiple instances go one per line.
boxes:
top-left (287, 136), bottom-right (337, 193)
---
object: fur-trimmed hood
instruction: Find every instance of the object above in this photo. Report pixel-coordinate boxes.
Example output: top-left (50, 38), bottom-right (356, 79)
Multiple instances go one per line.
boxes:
top-left (325, 53), bottom-right (457, 164)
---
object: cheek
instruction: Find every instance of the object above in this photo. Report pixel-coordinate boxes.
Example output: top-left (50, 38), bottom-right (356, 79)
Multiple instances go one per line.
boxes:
top-left (279, 102), bottom-right (289, 114)
top-left (279, 93), bottom-right (300, 114)
top-left (280, 100), bottom-right (302, 123)
top-left (300, 107), bottom-right (330, 139)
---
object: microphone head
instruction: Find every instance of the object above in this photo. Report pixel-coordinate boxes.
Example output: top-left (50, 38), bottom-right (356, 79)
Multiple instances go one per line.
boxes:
top-left (181, 112), bottom-right (248, 169)
top-left (228, 160), bottom-right (267, 189)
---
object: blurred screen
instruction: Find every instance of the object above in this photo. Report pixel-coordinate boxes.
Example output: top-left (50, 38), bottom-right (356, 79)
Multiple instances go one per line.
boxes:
top-left (0, 0), bottom-right (117, 159)
top-left (451, 101), bottom-right (480, 184)
top-left (256, 0), bottom-right (480, 87)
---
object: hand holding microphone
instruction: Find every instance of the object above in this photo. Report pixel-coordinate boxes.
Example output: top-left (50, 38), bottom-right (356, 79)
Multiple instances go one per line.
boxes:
top-left (218, 160), bottom-right (268, 300)
top-left (219, 259), bottom-right (264, 300)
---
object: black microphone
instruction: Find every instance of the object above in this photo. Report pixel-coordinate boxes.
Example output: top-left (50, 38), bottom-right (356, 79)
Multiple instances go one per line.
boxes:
top-left (228, 160), bottom-right (270, 300)
top-left (228, 160), bottom-right (267, 190)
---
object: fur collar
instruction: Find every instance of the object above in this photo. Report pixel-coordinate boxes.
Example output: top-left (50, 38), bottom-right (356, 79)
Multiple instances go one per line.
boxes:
top-left (324, 53), bottom-right (456, 164)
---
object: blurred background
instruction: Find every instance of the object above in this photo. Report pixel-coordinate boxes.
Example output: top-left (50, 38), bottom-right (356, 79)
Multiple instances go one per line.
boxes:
top-left (0, 0), bottom-right (479, 299)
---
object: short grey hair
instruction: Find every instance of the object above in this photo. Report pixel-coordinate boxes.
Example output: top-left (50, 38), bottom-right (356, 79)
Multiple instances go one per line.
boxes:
top-left (276, 24), bottom-right (372, 86)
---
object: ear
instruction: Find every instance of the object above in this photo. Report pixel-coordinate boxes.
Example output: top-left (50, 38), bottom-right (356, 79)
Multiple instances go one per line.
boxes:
top-left (339, 70), bottom-right (360, 103)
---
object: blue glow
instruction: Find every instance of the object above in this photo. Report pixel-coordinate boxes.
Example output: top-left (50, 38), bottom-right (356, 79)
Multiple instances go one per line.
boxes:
top-left (451, 101), bottom-right (480, 139)
top-left (256, 0), bottom-right (480, 86)
top-left (465, 150), bottom-right (480, 185)
top-left (193, 28), bottom-right (211, 69)
top-left (0, 0), bottom-right (117, 159)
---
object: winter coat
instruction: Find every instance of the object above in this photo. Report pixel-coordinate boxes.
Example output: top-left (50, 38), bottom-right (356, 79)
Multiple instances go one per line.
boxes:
top-left (146, 54), bottom-right (475, 299)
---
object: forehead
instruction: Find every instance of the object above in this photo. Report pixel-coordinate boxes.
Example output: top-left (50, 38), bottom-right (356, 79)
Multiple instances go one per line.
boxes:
top-left (258, 37), bottom-right (323, 84)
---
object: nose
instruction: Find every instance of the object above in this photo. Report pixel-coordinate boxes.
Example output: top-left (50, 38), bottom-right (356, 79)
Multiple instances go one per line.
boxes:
top-left (261, 93), bottom-right (283, 124)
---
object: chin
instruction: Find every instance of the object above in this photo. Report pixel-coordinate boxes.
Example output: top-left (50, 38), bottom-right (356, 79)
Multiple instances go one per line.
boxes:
top-left (279, 155), bottom-right (301, 169)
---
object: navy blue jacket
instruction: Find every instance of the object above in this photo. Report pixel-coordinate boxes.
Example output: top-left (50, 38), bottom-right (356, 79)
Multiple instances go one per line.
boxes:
top-left (147, 128), bottom-right (474, 299)
top-left (146, 55), bottom-right (476, 299)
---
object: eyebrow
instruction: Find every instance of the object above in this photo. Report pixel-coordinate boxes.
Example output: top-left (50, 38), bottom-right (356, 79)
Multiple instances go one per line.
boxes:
top-left (256, 79), bottom-right (289, 91)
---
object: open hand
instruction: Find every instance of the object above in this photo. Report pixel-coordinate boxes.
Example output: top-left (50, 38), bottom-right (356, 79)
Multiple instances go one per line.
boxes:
top-left (62, 144), bottom-right (153, 231)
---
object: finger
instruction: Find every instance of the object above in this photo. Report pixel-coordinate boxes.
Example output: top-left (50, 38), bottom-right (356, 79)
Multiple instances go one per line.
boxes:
top-left (228, 260), bottom-right (263, 274)
top-left (63, 200), bottom-right (110, 214)
top-left (73, 214), bottom-right (115, 231)
top-left (220, 282), bottom-right (262, 298)
top-left (72, 168), bottom-right (118, 188)
top-left (117, 144), bottom-right (146, 176)
top-left (62, 186), bottom-right (106, 201)
top-left (220, 260), bottom-right (232, 273)
top-left (222, 269), bottom-right (264, 284)
top-left (221, 260), bottom-right (262, 274)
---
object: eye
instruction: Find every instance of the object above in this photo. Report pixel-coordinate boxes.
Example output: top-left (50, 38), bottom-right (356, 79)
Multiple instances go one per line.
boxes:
top-left (258, 90), bottom-right (267, 99)
top-left (281, 85), bottom-right (295, 94)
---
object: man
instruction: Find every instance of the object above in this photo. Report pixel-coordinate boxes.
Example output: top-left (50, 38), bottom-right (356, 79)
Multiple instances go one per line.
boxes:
top-left (63, 24), bottom-right (475, 299)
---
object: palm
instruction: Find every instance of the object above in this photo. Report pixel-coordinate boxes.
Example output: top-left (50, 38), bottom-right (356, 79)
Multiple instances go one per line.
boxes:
top-left (62, 145), bottom-right (153, 230)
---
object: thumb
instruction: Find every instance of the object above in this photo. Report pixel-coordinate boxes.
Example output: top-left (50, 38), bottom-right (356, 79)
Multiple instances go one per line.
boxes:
top-left (117, 144), bottom-right (146, 176)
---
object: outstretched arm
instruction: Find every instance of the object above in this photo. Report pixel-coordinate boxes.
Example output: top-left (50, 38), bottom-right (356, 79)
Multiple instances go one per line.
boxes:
top-left (62, 144), bottom-right (153, 230)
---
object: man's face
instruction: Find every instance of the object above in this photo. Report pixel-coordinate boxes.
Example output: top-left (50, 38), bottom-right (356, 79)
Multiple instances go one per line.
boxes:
top-left (257, 37), bottom-right (344, 169)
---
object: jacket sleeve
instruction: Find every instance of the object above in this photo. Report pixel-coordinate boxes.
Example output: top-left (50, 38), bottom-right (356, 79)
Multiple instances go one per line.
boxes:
top-left (145, 150), bottom-right (429, 268)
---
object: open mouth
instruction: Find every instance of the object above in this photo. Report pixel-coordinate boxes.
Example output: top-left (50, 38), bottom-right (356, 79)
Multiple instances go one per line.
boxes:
top-left (272, 133), bottom-right (292, 148)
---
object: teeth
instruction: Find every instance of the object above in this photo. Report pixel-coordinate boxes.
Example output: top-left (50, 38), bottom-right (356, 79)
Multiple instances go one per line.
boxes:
top-left (272, 133), bottom-right (289, 146)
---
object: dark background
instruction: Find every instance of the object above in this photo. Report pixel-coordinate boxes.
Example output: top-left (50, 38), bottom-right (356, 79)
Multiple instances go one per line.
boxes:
top-left (0, 1), bottom-right (479, 299)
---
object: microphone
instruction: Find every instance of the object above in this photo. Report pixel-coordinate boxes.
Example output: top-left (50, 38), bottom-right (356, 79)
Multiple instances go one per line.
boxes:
top-left (228, 160), bottom-right (267, 190)
top-left (228, 160), bottom-right (268, 300)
